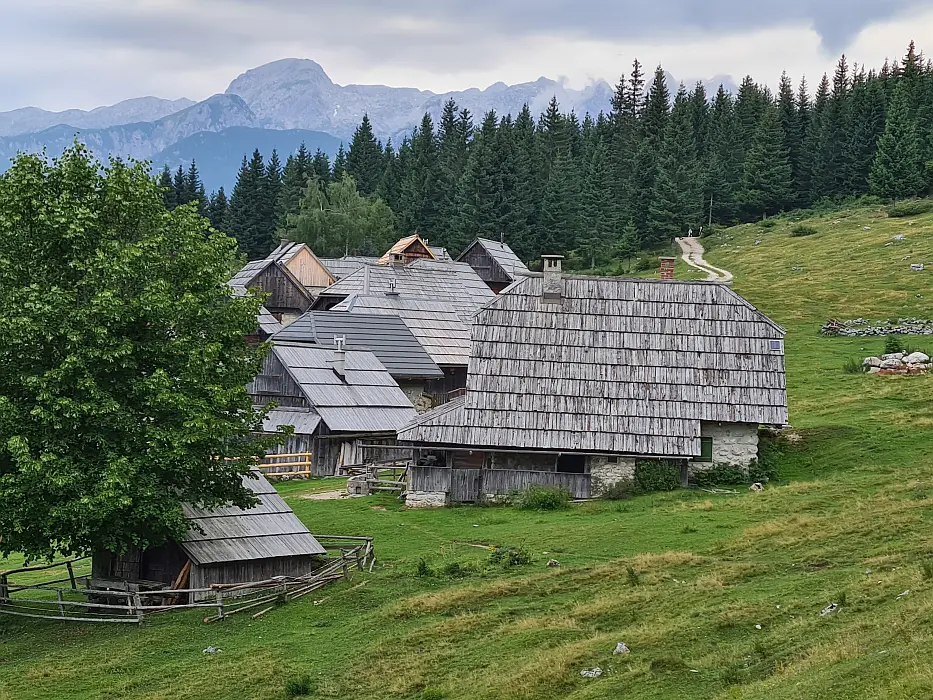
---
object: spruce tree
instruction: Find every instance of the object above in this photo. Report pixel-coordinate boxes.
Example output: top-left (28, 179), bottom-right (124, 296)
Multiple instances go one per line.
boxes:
top-left (509, 105), bottom-right (540, 260)
top-left (311, 149), bottom-right (332, 184)
top-left (537, 148), bottom-right (582, 254)
top-left (436, 100), bottom-right (473, 246)
top-left (841, 77), bottom-right (886, 195)
top-left (707, 86), bottom-right (743, 224)
top-left (226, 150), bottom-right (269, 259)
top-left (332, 144), bottom-right (348, 180)
top-left (185, 160), bottom-right (207, 215)
top-left (580, 140), bottom-right (616, 268)
top-left (346, 114), bottom-right (384, 195)
top-left (376, 140), bottom-right (401, 212)
top-left (870, 79), bottom-right (926, 200)
top-left (173, 166), bottom-right (186, 207)
top-left (398, 114), bottom-right (441, 239)
top-left (801, 74), bottom-right (831, 201)
top-left (208, 187), bottom-right (228, 230)
top-left (453, 111), bottom-right (501, 248)
top-left (742, 108), bottom-right (793, 218)
top-left (277, 154), bottom-right (307, 230)
top-left (159, 165), bottom-right (177, 210)
top-left (778, 72), bottom-right (803, 206)
top-left (643, 65), bottom-right (671, 145)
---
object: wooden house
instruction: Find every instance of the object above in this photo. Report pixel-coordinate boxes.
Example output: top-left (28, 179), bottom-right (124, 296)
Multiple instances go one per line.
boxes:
top-left (318, 255), bottom-right (380, 281)
top-left (272, 310), bottom-right (443, 411)
top-left (457, 238), bottom-right (530, 293)
top-left (92, 470), bottom-right (326, 599)
top-left (332, 293), bottom-right (472, 398)
top-left (229, 255), bottom-right (313, 326)
top-left (313, 258), bottom-right (495, 321)
top-left (250, 342), bottom-right (417, 474)
top-left (376, 234), bottom-right (437, 265)
top-left (398, 256), bottom-right (788, 506)
top-left (267, 242), bottom-right (336, 295)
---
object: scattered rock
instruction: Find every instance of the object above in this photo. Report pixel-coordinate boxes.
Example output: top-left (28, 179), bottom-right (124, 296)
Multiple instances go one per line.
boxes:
top-left (613, 642), bottom-right (631, 655)
top-left (864, 226), bottom-right (871, 230)
top-left (791, 266), bottom-right (802, 271)
top-left (868, 367), bottom-right (882, 374)
top-left (880, 358), bottom-right (905, 369)
top-left (820, 317), bottom-right (933, 337)
top-left (755, 624), bottom-right (762, 630)
top-left (905, 352), bottom-right (930, 364)
top-left (749, 482), bottom-right (764, 492)
top-left (820, 603), bottom-right (840, 617)
top-left (202, 647), bottom-right (222, 654)
top-left (911, 263), bottom-right (925, 272)
top-left (893, 234), bottom-right (906, 241)
top-left (881, 353), bottom-right (906, 361)
top-left (863, 356), bottom-right (883, 367)
top-left (581, 667), bottom-right (603, 678)
top-left (896, 590), bottom-right (911, 600)
top-left (547, 559), bottom-right (560, 568)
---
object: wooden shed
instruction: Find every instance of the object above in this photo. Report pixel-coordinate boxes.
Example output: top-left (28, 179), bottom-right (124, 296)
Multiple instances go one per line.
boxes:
top-left (377, 234), bottom-right (437, 265)
top-left (267, 241), bottom-right (336, 294)
top-left (229, 256), bottom-right (313, 326)
top-left (399, 256), bottom-right (788, 505)
top-left (92, 470), bottom-right (326, 599)
top-left (457, 238), bottom-right (530, 293)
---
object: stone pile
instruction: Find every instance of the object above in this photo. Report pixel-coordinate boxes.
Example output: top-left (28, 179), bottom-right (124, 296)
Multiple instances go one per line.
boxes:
top-left (822, 318), bottom-right (933, 337)
top-left (863, 352), bottom-right (931, 375)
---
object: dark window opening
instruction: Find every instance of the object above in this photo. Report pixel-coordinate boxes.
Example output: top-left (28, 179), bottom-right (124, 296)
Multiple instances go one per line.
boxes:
top-left (698, 437), bottom-right (713, 463)
top-left (607, 456), bottom-right (619, 464)
top-left (557, 454), bottom-right (586, 474)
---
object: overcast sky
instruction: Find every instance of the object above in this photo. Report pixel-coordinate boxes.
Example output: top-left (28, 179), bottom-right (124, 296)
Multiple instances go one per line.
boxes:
top-left (2, 1), bottom-right (930, 112)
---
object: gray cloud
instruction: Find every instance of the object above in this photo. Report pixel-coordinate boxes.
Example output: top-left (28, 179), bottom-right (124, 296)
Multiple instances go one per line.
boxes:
top-left (0, 0), bottom-right (923, 111)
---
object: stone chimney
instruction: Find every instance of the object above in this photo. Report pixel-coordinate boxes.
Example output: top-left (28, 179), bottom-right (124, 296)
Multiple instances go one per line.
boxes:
top-left (333, 336), bottom-right (346, 377)
top-left (541, 255), bottom-right (564, 304)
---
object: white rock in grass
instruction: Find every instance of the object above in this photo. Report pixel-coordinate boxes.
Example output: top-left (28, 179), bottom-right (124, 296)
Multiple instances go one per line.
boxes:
top-left (881, 353), bottom-right (905, 360)
top-left (613, 643), bottom-right (631, 655)
top-left (863, 357), bottom-right (882, 367)
top-left (905, 352), bottom-right (930, 364)
top-left (880, 359), bottom-right (905, 369)
top-left (581, 667), bottom-right (603, 678)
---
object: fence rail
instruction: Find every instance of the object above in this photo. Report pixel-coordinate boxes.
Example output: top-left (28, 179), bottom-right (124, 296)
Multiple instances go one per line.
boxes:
top-left (258, 452), bottom-right (313, 477)
top-left (0, 537), bottom-right (373, 624)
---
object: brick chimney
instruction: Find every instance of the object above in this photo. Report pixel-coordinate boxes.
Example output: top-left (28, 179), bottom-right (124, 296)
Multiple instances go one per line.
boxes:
top-left (541, 255), bottom-right (564, 304)
top-left (659, 257), bottom-right (676, 280)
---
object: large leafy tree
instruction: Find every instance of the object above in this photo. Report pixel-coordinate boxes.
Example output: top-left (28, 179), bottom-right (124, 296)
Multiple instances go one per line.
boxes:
top-left (0, 145), bottom-right (276, 562)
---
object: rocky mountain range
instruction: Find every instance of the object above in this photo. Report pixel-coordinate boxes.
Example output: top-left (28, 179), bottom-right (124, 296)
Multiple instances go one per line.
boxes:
top-left (0, 58), bottom-right (738, 191)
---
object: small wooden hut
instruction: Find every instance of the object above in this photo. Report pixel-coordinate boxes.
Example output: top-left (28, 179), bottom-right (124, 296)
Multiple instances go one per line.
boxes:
top-left (457, 238), bottom-right (530, 293)
top-left (92, 471), bottom-right (326, 598)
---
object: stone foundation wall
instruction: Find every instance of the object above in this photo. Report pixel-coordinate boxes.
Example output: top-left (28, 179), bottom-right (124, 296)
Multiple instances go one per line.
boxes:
top-left (589, 456), bottom-right (636, 495)
top-left (691, 422), bottom-right (759, 475)
top-left (405, 490), bottom-right (448, 508)
top-left (397, 380), bottom-right (433, 413)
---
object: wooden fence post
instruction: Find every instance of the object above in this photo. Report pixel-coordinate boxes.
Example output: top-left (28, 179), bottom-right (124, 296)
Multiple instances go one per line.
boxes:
top-left (133, 592), bottom-right (143, 623)
top-left (57, 589), bottom-right (65, 617)
top-left (216, 590), bottom-right (224, 621)
top-left (0, 574), bottom-right (8, 604)
top-left (66, 561), bottom-right (77, 589)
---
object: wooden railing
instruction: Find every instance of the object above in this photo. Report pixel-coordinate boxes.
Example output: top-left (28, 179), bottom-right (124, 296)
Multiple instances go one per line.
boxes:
top-left (258, 452), bottom-right (313, 477)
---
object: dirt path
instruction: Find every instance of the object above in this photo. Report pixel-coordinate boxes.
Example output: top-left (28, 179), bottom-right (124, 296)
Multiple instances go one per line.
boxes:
top-left (674, 237), bottom-right (734, 283)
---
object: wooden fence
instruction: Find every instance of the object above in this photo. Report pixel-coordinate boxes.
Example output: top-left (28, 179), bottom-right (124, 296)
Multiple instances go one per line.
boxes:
top-left (0, 537), bottom-right (373, 624)
top-left (258, 452), bottom-right (313, 477)
top-left (409, 466), bottom-right (591, 501)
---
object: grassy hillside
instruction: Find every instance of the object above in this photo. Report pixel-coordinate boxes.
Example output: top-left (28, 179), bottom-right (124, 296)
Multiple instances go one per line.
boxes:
top-left (2, 204), bottom-right (933, 700)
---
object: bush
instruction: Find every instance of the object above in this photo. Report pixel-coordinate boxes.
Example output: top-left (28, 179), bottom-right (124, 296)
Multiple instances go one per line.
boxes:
top-left (633, 460), bottom-right (680, 493)
top-left (440, 562), bottom-right (472, 579)
top-left (789, 224), bottom-right (818, 237)
top-left (417, 558), bottom-right (434, 578)
top-left (748, 456), bottom-right (779, 485)
top-left (284, 675), bottom-right (314, 699)
top-left (885, 334), bottom-right (905, 354)
top-left (758, 218), bottom-right (777, 229)
top-left (693, 464), bottom-right (748, 488)
top-left (887, 199), bottom-right (933, 218)
top-left (489, 544), bottom-right (532, 568)
top-left (842, 357), bottom-right (865, 374)
top-left (600, 480), bottom-right (636, 500)
top-left (633, 256), bottom-right (655, 272)
top-left (921, 559), bottom-right (933, 581)
top-left (514, 485), bottom-right (571, 511)
top-left (626, 565), bottom-right (640, 586)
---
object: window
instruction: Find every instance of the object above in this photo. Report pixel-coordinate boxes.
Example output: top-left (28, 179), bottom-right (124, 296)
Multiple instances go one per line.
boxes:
top-left (557, 454), bottom-right (586, 474)
top-left (607, 456), bottom-right (619, 464)
top-left (769, 339), bottom-right (784, 353)
top-left (698, 437), bottom-right (713, 463)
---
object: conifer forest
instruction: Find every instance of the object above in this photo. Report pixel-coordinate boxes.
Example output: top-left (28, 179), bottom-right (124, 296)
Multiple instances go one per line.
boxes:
top-left (165, 44), bottom-right (933, 267)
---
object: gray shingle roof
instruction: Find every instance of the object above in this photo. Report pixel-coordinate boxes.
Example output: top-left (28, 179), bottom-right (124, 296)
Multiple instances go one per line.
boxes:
top-left (316, 259), bottom-right (495, 321)
top-left (458, 238), bottom-right (530, 282)
top-left (180, 470), bottom-right (326, 565)
top-left (262, 408), bottom-right (322, 435)
top-left (271, 311), bottom-right (443, 379)
top-left (317, 256), bottom-right (380, 280)
top-left (332, 294), bottom-right (471, 367)
top-left (400, 275), bottom-right (787, 458)
top-left (270, 343), bottom-right (416, 432)
top-left (229, 259), bottom-right (270, 289)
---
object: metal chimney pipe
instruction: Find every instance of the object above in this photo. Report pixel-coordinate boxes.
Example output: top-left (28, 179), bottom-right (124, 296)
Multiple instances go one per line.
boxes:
top-left (333, 336), bottom-right (346, 377)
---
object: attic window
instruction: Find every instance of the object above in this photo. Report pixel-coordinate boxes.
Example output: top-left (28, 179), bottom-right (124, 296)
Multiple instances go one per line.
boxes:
top-left (768, 340), bottom-right (784, 354)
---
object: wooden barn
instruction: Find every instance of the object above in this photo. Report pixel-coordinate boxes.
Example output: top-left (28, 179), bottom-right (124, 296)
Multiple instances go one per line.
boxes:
top-left (250, 341), bottom-right (417, 474)
top-left (266, 242), bottom-right (336, 295)
top-left (398, 256), bottom-right (788, 506)
top-left (271, 310), bottom-right (444, 411)
top-left (457, 238), bottom-right (530, 293)
top-left (92, 470), bottom-right (326, 599)
top-left (376, 234), bottom-right (437, 265)
top-left (332, 293), bottom-right (472, 398)
top-left (229, 255), bottom-right (313, 326)
top-left (318, 255), bottom-right (380, 281)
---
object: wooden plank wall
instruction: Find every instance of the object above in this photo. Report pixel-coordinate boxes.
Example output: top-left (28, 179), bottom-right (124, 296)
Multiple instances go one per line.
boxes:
top-left (409, 466), bottom-right (591, 500)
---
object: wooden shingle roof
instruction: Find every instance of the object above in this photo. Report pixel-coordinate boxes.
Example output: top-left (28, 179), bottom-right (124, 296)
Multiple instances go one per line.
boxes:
top-left (400, 275), bottom-right (787, 457)
top-left (458, 238), bottom-right (530, 282)
top-left (180, 470), bottom-right (326, 565)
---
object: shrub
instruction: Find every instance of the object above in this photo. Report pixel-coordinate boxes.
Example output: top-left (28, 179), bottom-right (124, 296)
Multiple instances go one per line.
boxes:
top-left (633, 460), bottom-right (680, 493)
top-left (885, 334), bottom-right (905, 355)
top-left (842, 357), bottom-right (865, 374)
top-left (758, 218), bottom-right (777, 229)
top-left (633, 256), bottom-right (655, 272)
top-left (600, 480), bottom-right (636, 500)
top-left (417, 558), bottom-right (434, 578)
top-left (693, 464), bottom-right (748, 487)
top-left (789, 224), bottom-right (818, 237)
top-left (748, 456), bottom-right (779, 485)
top-left (489, 544), bottom-right (532, 568)
top-left (514, 485), bottom-right (571, 511)
top-left (887, 199), bottom-right (933, 218)
top-left (284, 675), bottom-right (314, 699)
top-left (626, 565), bottom-right (640, 586)
top-left (441, 562), bottom-right (472, 579)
